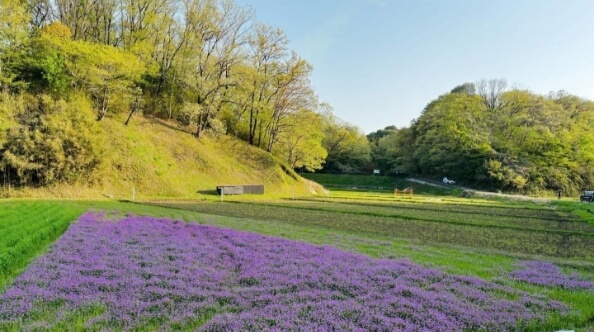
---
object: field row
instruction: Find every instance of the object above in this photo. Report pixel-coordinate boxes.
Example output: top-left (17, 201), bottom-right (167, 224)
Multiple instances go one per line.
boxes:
top-left (298, 191), bottom-right (576, 220)
top-left (0, 202), bottom-right (85, 291)
top-left (296, 195), bottom-right (577, 221)
top-left (269, 200), bottom-right (594, 233)
top-left (301, 174), bottom-right (457, 196)
top-left (151, 201), bottom-right (594, 261)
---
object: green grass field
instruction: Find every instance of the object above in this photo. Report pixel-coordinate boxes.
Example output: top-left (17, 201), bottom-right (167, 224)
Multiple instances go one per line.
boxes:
top-left (1, 188), bottom-right (593, 331)
top-left (301, 173), bottom-right (459, 195)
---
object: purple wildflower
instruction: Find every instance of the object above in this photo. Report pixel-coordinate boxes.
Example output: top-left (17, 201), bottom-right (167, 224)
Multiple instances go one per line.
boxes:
top-left (509, 260), bottom-right (594, 291)
top-left (0, 212), bottom-right (565, 331)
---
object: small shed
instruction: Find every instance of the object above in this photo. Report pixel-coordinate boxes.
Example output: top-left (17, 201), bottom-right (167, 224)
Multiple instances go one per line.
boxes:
top-left (242, 184), bottom-right (265, 194)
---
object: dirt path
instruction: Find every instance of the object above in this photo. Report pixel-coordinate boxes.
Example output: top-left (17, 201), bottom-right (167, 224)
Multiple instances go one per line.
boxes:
top-left (406, 178), bottom-right (552, 203)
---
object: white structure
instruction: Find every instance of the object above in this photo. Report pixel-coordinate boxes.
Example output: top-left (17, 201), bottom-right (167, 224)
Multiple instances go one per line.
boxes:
top-left (442, 177), bottom-right (455, 184)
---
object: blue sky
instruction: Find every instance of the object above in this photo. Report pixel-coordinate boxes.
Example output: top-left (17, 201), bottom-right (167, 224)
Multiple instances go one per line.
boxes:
top-left (235, 0), bottom-right (594, 133)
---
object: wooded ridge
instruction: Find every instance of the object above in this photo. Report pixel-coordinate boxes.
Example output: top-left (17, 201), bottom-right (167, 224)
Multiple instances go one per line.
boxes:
top-left (369, 80), bottom-right (594, 195)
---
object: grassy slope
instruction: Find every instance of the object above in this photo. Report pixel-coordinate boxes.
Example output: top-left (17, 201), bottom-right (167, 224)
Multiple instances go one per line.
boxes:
top-left (8, 116), bottom-right (323, 199)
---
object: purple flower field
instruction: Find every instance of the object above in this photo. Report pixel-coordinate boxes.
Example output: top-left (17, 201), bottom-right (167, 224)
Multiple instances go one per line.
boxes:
top-left (0, 212), bottom-right (565, 331)
top-left (510, 260), bottom-right (594, 291)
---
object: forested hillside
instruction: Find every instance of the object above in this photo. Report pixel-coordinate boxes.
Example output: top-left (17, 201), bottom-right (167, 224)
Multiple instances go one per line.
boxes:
top-left (8, 114), bottom-right (325, 198)
top-left (0, 0), bottom-right (368, 192)
top-left (2, 1), bottom-right (592, 196)
top-left (370, 80), bottom-right (594, 195)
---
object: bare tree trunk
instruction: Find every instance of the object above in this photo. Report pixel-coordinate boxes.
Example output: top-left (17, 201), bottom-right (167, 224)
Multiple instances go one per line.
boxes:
top-left (168, 71), bottom-right (176, 119)
top-left (125, 93), bottom-right (141, 126)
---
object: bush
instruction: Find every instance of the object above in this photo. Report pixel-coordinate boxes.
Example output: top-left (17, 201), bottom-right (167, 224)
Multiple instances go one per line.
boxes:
top-left (1, 94), bottom-right (105, 185)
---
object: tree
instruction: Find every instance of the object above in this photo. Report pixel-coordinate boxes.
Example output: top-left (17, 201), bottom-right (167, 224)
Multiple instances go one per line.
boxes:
top-left (376, 126), bottom-right (418, 175)
top-left (476, 78), bottom-right (507, 111)
top-left (367, 125), bottom-right (397, 147)
top-left (9, 28), bottom-right (145, 118)
top-left (450, 82), bottom-right (475, 95)
top-left (179, 0), bottom-right (252, 138)
top-left (244, 23), bottom-right (289, 146)
top-left (322, 111), bottom-right (372, 174)
top-left (413, 92), bottom-right (492, 184)
top-left (0, 0), bottom-right (29, 48)
top-left (0, 0), bottom-right (30, 91)
top-left (367, 125), bottom-right (397, 172)
top-left (262, 52), bottom-right (314, 152)
top-left (51, 34), bottom-right (144, 120)
top-left (0, 91), bottom-right (18, 147)
top-left (8, 27), bottom-right (72, 96)
top-left (40, 21), bottom-right (72, 38)
top-left (274, 109), bottom-right (327, 171)
top-left (382, 82), bottom-right (594, 194)
top-left (488, 89), bottom-right (591, 193)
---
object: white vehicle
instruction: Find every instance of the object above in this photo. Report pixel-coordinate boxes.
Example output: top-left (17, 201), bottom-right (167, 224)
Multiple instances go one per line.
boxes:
top-left (442, 177), bottom-right (456, 185)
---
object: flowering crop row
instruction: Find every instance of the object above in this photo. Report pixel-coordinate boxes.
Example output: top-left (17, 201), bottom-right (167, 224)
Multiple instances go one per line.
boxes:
top-left (0, 212), bottom-right (565, 331)
top-left (510, 260), bottom-right (594, 291)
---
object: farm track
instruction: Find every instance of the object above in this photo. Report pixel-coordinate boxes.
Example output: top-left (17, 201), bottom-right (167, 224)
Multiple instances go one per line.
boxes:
top-left (406, 178), bottom-right (553, 203)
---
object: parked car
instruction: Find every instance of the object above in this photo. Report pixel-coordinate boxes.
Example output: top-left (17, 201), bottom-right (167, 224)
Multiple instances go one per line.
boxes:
top-left (580, 191), bottom-right (594, 202)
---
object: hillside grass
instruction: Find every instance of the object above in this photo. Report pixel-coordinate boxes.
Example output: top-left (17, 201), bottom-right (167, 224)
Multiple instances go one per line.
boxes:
top-left (2, 116), bottom-right (323, 199)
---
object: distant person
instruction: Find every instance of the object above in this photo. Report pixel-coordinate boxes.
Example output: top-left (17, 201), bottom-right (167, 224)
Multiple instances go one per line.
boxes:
top-left (557, 190), bottom-right (562, 200)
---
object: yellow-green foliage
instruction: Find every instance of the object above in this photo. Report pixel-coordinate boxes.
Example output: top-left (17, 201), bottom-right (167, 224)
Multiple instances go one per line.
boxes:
top-left (2, 94), bottom-right (105, 185)
top-left (0, 92), bottom-right (17, 145)
top-left (0, 92), bottom-right (321, 198)
top-left (23, 32), bottom-right (145, 115)
top-left (40, 21), bottom-right (72, 39)
top-left (96, 116), bottom-right (322, 199)
top-left (0, 0), bottom-right (29, 47)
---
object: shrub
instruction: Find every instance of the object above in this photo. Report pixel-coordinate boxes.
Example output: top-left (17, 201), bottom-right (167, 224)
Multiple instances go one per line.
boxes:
top-left (1, 94), bottom-right (105, 185)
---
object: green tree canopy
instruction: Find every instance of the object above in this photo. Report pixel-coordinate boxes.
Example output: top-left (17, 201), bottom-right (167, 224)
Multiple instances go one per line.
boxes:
top-left (374, 82), bottom-right (594, 195)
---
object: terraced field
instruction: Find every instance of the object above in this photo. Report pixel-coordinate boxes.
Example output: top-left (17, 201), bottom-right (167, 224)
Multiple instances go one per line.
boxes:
top-left (150, 198), bottom-right (594, 261)
top-left (0, 193), bottom-right (593, 331)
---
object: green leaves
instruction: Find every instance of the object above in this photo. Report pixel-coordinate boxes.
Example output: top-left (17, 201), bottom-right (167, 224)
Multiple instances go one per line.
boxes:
top-left (39, 52), bottom-right (70, 95)
top-left (377, 83), bottom-right (594, 195)
top-left (322, 113), bottom-right (372, 174)
top-left (2, 94), bottom-right (105, 185)
top-left (413, 92), bottom-right (492, 182)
